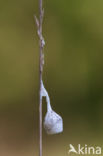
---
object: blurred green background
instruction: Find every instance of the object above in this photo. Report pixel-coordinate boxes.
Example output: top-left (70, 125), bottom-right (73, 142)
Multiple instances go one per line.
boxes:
top-left (0, 0), bottom-right (103, 155)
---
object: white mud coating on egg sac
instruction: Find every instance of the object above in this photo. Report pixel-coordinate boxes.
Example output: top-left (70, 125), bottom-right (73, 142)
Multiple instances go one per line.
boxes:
top-left (41, 81), bottom-right (63, 135)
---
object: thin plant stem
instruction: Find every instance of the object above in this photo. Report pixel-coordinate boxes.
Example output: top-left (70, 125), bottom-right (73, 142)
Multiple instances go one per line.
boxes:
top-left (37, 0), bottom-right (44, 156)
top-left (35, 0), bottom-right (45, 155)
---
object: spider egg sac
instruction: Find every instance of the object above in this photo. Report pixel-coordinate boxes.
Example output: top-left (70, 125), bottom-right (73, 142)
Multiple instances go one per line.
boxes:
top-left (44, 109), bottom-right (63, 134)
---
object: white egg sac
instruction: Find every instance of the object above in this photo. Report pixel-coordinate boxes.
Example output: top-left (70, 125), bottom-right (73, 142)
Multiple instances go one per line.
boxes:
top-left (44, 110), bottom-right (63, 134)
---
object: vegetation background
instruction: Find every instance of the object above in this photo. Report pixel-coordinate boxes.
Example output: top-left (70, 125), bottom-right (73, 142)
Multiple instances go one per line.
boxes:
top-left (0, 0), bottom-right (103, 155)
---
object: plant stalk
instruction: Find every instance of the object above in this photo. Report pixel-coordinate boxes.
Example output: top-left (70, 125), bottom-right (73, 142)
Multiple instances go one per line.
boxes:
top-left (39, 0), bottom-right (44, 156)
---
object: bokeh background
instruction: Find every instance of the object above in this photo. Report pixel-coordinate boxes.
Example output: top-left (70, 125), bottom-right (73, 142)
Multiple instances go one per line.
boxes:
top-left (0, 0), bottom-right (103, 155)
